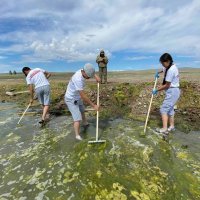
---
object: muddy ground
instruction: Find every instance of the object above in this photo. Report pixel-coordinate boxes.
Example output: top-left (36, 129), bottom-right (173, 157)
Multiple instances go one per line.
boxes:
top-left (0, 68), bottom-right (200, 132)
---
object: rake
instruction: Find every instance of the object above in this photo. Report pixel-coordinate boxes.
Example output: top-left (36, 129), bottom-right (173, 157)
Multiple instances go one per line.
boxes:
top-left (88, 82), bottom-right (106, 144)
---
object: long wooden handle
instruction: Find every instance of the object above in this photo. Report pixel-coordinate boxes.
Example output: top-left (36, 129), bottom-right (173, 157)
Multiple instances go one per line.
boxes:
top-left (144, 77), bottom-right (158, 133)
top-left (95, 83), bottom-right (100, 141)
top-left (17, 103), bottom-right (31, 124)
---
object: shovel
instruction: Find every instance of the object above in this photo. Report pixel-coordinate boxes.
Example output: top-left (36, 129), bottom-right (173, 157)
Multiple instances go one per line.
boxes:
top-left (143, 77), bottom-right (158, 134)
top-left (88, 82), bottom-right (106, 144)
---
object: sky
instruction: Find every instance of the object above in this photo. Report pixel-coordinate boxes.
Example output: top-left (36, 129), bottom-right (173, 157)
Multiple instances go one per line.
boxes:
top-left (0, 0), bottom-right (200, 73)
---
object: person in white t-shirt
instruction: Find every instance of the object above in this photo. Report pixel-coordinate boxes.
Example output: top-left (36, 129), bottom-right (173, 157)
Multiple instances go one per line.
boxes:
top-left (65, 63), bottom-right (100, 140)
top-left (152, 53), bottom-right (180, 135)
top-left (22, 67), bottom-right (51, 126)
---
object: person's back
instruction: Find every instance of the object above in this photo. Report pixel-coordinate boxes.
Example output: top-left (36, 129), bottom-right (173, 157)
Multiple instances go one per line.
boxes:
top-left (26, 68), bottom-right (49, 89)
top-left (22, 66), bottom-right (51, 126)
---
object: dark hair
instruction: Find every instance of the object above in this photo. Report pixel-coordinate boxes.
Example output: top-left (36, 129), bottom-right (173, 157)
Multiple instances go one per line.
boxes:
top-left (160, 53), bottom-right (174, 85)
top-left (22, 67), bottom-right (31, 74)
top-left (159, 53), bottom-right (173, 66)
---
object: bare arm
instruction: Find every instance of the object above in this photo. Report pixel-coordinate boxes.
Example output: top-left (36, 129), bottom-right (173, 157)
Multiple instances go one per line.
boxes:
top-left (29, 84), bottom-right (34, 104)
top-left (79, 90), bottom-right (99, 111)
top-left (157, 81), bottom-right (171, 91)
top-left (44, 71), bottom-right (51, 79)
top-left (94, 74), bottom-right (101, 82)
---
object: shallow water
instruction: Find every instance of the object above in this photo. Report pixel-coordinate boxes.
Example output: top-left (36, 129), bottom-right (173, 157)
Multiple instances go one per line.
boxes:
top-left (0, 103), bottom-right (200, 200)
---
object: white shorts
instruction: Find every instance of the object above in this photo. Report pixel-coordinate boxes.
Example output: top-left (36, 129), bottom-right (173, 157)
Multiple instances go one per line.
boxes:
top-left (35, 85), bottom-right (50, 106)
top-left (160, 88), bottom-right (180, 116)
top-left (65, 97), bottom-right (85, 121)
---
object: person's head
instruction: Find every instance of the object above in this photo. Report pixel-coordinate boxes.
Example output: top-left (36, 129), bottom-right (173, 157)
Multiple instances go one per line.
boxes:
top-left (22, 67), bottom-right (31, 76)
top-left (159, 53), bottom-right (173, 68)
top-left (82, 63), bottom-right (95, 79)
top-left (100, 49), bottom-right (105, 57)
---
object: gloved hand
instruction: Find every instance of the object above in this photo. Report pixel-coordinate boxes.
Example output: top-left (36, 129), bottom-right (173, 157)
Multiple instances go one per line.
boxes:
top-left (155, 72), bottom-right (159, 79)
top-left (152, 89), bottom-right (158, 95)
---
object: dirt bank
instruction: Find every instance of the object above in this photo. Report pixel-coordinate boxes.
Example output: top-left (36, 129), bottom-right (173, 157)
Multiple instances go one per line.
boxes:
top-left (86, 81), bottom-right (200, 132)
top-left (0, 73), bottom-right (199, 132)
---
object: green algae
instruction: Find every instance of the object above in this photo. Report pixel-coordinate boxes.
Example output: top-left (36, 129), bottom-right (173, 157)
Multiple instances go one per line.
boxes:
top-left (0, 102), bottom-right (200, 199)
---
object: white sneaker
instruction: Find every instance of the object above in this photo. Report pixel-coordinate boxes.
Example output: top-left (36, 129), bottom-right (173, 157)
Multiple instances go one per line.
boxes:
top-left (76, 135), bottom-right (83, 141)
top-left (156, 128), bottom-right (168, 134)
top-left (168, 126), bottom-right (175, 131)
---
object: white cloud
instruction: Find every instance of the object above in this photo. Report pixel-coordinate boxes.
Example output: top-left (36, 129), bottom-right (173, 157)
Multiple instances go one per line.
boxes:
top-left (0, 0), bottom-right (200, 70)
top-left (126, 56), bottom-right (153, 61)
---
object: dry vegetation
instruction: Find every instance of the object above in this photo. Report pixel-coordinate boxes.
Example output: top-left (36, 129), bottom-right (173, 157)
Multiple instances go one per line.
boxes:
top-left (0, 68), bottom-right (200, 132)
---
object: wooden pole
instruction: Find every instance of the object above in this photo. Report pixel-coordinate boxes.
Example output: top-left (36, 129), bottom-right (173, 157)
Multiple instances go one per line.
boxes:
top-left (144, 77), bottom-right (158, 133)
top-left (95, 82), bottom-right (100, 141)
top-left (17, 103), bottom-right (31, 124)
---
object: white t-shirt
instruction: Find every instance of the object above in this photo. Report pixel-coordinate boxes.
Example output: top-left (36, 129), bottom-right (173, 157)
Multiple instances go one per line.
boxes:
top-left (163, 64), bottom-right (179, 87)
top-left (65, 70), bottom-right (85, 100)
top-left (26, 68), bottom-right (49, 89)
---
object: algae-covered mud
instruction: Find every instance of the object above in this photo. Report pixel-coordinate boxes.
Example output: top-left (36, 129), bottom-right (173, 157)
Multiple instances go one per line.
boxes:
top-left (0, 103), bottom-right (200, 199)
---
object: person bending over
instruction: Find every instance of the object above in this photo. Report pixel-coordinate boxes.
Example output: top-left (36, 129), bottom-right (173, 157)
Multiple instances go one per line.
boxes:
top-left (65, 63), bottom-right (100, 140)
top-left (22, 67), bottom-right (51, 126)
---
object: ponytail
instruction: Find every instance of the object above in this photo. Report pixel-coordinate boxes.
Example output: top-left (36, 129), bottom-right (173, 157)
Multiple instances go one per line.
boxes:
top-left (160, 53), bottom-right (173, 85)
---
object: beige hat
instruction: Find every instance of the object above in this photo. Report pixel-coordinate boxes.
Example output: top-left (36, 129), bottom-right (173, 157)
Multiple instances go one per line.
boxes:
top-left (83, 63), bottom-right (95, 78)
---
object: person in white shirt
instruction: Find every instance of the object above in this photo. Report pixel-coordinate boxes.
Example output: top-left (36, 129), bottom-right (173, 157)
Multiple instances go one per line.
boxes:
top-left (153, 53), bottom-right (180, 135)
top-left (65, 63), bottom-right (100, 140)
top-left (22, 67), bottom-right (51, 126)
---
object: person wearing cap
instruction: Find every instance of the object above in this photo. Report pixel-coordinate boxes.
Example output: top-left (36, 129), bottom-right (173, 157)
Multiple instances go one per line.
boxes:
top-left (22, 67), bottom-right (51, 126)
top-left (64, 63), bottom-right (100, 140)
top-left (96, 50), bottom-right (108, 84)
